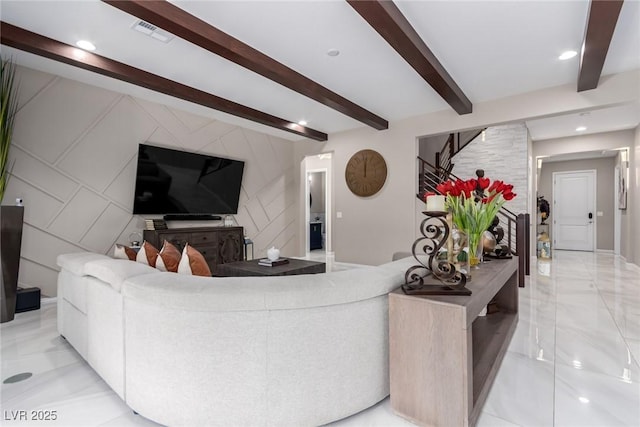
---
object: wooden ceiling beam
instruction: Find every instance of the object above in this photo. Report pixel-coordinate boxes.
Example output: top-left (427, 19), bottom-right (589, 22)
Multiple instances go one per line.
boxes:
top-left (0, 22), bottom-right (327, 141)
top-left (578, 0), bottom-right (624, 92)
top-left (347, 0), bottom-right (472, 115)
top-left (102, 0), bottom-right (388, 130)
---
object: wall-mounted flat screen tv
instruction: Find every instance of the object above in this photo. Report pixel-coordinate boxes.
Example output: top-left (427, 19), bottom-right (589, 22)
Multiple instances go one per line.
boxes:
top-left (132, 144), bottom-right (245, 215)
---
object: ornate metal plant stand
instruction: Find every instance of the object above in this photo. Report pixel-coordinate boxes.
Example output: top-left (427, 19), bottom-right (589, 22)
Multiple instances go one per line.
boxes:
top-left (402, 211), bottom-right (471, 296)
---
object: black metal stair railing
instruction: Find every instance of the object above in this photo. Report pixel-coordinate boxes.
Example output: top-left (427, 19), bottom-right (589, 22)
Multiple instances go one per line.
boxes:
top-left (417, 156), bottom-right (530, 287)
top-left (434, 129), bottom-right (484, 176)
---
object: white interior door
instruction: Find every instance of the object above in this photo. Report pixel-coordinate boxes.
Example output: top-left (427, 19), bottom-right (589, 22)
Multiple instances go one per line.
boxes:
top-left (553, 170), bottom-right (596, 251)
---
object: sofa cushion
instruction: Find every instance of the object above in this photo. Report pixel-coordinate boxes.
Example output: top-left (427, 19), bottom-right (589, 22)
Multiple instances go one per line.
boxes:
top-left (156, 240), bottom-right (181, 273)
top-left (177, 244), bottom-right (212, 277)
top-left (57, 252), bottom-right (112, 276)
top-left (136, 241), bottom-right (159, 267)
top-left (123, 261), bottom-right (407, 312)
top-left (60, 269), bottom-right (90, 314)
top-left (84, 259), bottom-right (159, 292)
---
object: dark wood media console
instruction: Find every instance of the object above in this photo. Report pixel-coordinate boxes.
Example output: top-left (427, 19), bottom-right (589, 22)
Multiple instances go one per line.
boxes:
top-left (143, 226), bottom-right (244, 275)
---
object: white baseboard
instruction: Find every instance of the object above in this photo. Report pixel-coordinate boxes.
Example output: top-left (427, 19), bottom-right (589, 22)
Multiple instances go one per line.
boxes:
top-left (596, 249), bottom-right (614, 254)
top-left (41, 297), bottom-right (57, 305)
top-left (619, 255), bottom-right (640, 272)
top-left (626, 261), bottom-right (640, 273)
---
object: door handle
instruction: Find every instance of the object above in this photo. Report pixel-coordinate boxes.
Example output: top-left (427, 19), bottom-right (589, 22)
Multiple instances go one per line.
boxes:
top-left (588, 212), bottom-right (593, 219)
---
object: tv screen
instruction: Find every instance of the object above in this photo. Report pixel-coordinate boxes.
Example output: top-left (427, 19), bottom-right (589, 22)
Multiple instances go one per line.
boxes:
top-left (132, 144), bottom-right (245, 215)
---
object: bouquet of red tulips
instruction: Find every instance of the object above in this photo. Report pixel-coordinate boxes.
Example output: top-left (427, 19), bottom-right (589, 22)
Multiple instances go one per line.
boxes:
top-left (436, 177), bottom-right (515, 231)
top-left (436, 177), bottom-right (516, 265)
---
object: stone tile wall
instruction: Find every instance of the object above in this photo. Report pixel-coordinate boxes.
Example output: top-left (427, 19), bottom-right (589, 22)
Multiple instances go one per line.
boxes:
top-left (451, 123), bottom-right (529, 216)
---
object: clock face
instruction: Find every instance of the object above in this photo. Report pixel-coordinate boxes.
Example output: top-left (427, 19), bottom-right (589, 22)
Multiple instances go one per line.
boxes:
top-left (345, 149), bottom-right (387, 197)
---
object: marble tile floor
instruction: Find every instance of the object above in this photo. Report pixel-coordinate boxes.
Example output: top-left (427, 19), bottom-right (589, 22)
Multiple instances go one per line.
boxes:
top-left (299, 251), bottom-right (365, 272)
top-left (1, 251), bottom-right (639, 426)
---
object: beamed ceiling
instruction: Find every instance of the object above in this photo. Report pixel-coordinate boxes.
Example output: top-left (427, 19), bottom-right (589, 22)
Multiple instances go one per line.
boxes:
top-left (1, 0), bottom-right (639, 141)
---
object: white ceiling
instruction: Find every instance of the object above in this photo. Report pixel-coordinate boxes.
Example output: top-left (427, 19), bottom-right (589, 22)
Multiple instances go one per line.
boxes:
top-left (540, 149), bottom-right (620, 164)
top-left (526, 102), bottom-right (640, 141)
top-left (1, 0), bottom-right (639, 141)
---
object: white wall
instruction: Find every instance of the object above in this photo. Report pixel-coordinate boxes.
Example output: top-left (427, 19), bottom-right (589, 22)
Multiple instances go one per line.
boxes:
top-left (630, 125), bottom-right (640, 265)
top-left (294, 70), bottom-right (640, 266)
top-left (418, 133), bottom-right (448, 164)
top-left (4, 66), bottom-right (299, 296)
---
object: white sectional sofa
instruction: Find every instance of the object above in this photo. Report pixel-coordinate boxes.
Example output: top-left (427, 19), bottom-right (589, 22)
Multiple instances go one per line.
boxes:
top-left (56, 252), bottom-right (415, 426)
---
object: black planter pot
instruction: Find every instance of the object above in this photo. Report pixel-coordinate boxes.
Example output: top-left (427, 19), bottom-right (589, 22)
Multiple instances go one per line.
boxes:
top-left (1, 205), bottom-right (24, 323)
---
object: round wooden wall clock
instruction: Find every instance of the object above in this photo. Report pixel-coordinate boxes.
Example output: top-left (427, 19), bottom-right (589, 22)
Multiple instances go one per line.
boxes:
top-left (345, 149), bottom-right (387, 197)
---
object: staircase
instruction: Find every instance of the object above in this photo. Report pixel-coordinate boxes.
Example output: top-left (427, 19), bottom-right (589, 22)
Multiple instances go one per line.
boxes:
top-left (416, 131), bottom-right (530, 287)
top-left (434, 129), bottom-right (484, 181)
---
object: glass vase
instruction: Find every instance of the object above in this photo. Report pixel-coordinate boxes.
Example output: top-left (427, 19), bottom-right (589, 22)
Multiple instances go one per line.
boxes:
top-left (451, 227), bottom-right (467, 276)
top-left (468, 230), bottom-right (484, 268)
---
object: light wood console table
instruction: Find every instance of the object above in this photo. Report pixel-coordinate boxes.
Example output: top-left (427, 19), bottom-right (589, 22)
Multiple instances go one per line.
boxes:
top-left (389, 257), bottom-right (518, 427)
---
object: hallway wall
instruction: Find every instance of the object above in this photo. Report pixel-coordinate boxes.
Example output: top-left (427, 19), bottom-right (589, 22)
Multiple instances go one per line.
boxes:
top-left (539, 157), bottom-right (616, 250)
top-left (533, 129), bottom-right (635, 261)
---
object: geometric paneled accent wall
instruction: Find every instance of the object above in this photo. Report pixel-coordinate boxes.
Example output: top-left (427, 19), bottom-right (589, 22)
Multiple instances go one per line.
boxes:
top-left (5, 65), bottom-right (299, 297)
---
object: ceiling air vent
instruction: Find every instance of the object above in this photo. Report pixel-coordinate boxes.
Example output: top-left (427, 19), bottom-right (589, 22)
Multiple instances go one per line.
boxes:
top-left (131, 20), bottom-right (174, 43)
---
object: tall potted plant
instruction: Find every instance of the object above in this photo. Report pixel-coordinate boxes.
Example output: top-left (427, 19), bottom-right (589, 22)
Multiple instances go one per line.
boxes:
top-left (1, 58), bottom-right (23, 323)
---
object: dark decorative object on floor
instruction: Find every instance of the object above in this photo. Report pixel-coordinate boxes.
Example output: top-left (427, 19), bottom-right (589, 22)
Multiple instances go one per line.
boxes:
top-left (16, 286), bottom-right (40, 313)
top-left (537, 196), bottom-right (550, 224)
top-left (1, 205), bottom-right (24, 323)
top-left (402, 211), bottom-right (471, 296)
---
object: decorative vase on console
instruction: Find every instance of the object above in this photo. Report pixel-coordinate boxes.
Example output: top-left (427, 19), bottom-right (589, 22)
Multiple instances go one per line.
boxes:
top-left (468, 230), bottom-right (484, 268)
top-left (267, 246), bottom-right (280, 261)
top-left (436, 169), bottom-right (517, 271)
top-left (451, 227), bottom-right (468, 276)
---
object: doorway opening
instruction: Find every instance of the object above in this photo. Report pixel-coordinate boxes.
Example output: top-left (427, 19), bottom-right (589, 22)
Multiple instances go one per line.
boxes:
top-left (303, 154), bottom-right (332, 260)
top-left (308, 171), bottom-right (326, 256)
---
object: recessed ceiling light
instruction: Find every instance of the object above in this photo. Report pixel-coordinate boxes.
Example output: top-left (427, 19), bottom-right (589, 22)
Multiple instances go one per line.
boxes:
top-left (576, 126), bottom-right (587, 132)
top-left (298, 120), bottom-right (308, 126)
top-left (578, 397), bottom-right (590, 404)
top-left (559, 50), bottom-right (577, 60)
top-left (327, 49), bottom-right (340, 57)
top-left (76, 40), bottom-right (96, 51)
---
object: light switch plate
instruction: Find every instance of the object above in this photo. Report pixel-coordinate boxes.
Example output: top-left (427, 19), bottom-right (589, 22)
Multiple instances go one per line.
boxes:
top-left (597, 211), bottom-right (603, 217)
top-left (336, 211), bottom-right (342, 218)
